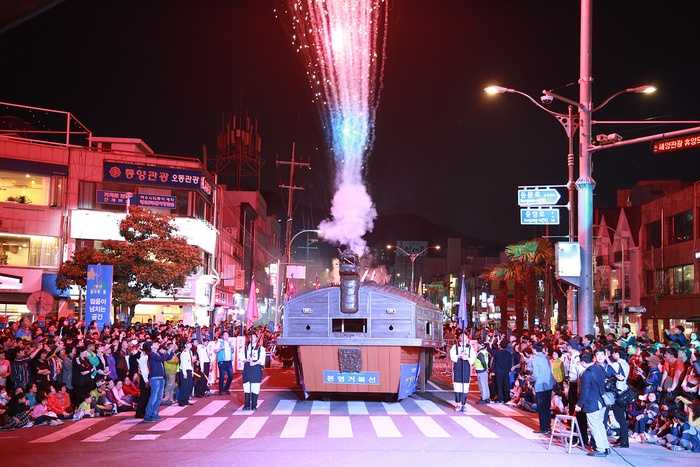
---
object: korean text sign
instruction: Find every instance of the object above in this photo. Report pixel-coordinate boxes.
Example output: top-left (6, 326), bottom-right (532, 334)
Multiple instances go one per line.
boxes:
top-left (86, 264), bottom-right (113, 330)
top-left (103, 162), bottom-right (213, 199)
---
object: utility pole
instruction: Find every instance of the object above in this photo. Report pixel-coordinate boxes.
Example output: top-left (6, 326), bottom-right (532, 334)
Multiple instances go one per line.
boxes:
top-left (577, 0), bottom-right (595, 336)
top-left (566, 104), bottom-right (578, 333)
top-left (276, 142), bottom-right (310, 325)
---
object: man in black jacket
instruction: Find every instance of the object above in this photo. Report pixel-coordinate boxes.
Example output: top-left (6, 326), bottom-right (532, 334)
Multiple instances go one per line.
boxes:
top-left (577, 348), bottom-right (610, 457)
top-left (493, 340), bottom-right (512, 403)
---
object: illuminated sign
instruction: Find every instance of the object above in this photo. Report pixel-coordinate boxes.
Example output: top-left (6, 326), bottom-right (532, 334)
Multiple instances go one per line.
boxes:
top-left (97, 190), bottom-right (176, 209)
top-left (517, 187), bottom-right (562, 206)
top-left (103, 161), bottom-right (213, 198)
top-left (520, 208), bottom-right (560, 225)
top-left (70, 209), bottom-right (217, 254)
top-left (556, 242), bottom-right (581, 286)
top-left (652, 133), bottom-right (700, 154)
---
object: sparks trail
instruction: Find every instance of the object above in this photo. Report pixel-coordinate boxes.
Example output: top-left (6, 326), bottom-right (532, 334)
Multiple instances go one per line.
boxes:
top-left (279, 0), bottom-right (389, 255)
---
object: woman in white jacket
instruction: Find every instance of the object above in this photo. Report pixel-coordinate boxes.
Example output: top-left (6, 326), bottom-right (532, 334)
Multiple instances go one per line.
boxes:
top-left (450, 333), bottom-right (477, 411)
top-left (177, 341), bottom-right (194, 407)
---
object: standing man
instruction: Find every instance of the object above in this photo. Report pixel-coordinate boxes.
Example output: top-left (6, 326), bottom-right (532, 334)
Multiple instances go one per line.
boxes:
top-left (450, 333), bottom-right (476, 412)
top-left (194, 338), bottom-right (211, 395)
top-left (493, 340), bottom-right (513, 403)
top-left (177, 341), bottom-right (194, 407)
top-left (608, 346), bottom-right (630, 448)
top-left (474, 341), bottom-right (491, 404)
top-left (216, 332), bottom-right (234, 395)
top-left (577, 348), bottom-right (610, 457)
top-left (529, 343), bottom-right (555, 434)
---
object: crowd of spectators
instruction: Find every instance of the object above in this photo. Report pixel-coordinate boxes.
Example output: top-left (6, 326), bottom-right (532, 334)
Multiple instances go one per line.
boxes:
top-left (0, 316), bottom-right (278, 429)
top-left (444, 322), bottom-right (700, 454)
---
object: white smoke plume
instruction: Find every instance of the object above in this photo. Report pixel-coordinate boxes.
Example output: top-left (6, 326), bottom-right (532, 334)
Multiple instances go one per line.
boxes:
top-left (318, 181), bottom-right (377, 256)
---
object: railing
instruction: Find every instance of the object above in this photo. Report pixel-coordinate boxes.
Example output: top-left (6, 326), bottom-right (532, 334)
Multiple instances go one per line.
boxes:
top-left (0, 101), bottom-right (92, 147)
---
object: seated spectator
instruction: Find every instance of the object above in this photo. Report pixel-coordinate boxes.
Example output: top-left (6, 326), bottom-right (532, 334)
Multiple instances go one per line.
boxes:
top-left (73, 395), bottom-right (94, 420)
top-left (631, 392), bottom-right (659, 442)
top-left (122, 375), bottom-right (140, 398)
top-left (551, 388), bottom-right (566, 415)
top-left (90, 381), bottom-right (115, 416)
top-left (2, 392), bottom-right (32, 429)
top-left (47, 384), bottom-right (72, 419)
top-left (110, 380), bottom-right (135, 412)
top-left (25, 383), bottom-right (38, 407)
top-left (29, 395), bottom-right (63, 426)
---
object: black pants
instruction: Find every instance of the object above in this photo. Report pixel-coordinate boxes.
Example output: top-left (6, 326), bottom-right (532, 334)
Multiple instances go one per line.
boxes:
top-left (494, 371), bottom-right (510, 402)
top-left (612, 401), bottom-right (629, 446)
top-left (177, 370), bottom-right (193, 406)
top-left (136, 376), bottom-right (150, 418)
top-left (535, 389), bottom-right (552, 432)
top-left (576, 410), bottom-right (589, 446)
top-left (568, 381), bottom-right (578, 415)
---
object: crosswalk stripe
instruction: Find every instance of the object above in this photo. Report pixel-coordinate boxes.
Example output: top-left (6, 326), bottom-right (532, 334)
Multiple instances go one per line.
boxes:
top-left (272, 399), bottom-right (297, 416)
top-left (180, 417), bottom-right (227, 439)
top-left (347, 401), bottom-right (368, 415)
top-left (311, 400), bottom-right (330, 415)
top-left (149, 417), bottom-right (187, 431)
top-left (230, 417), bottom-right (268, 439)
top-left (413, 399), bottom-right (445, 415)
top-left (160, 404), bottom-right (187, 417)
top-left (411, 416), bottom-right (450, 438)
top-left (382, 402), bottom-right (407, 415)
top-left (489, 404), bottom-right (522, 416)
top-left (233, 399), bottom-right (265, 416)
top-left (82, 419), bottom-right (141, 442)
top-left (370, 416), bottom-right (402, 438)
top-left (328, 416), bottom-right (353, 438)
top-left (195, 400), bottom-right (229, 416)
top-left (30, 418), bottom-right (104, 443)
top-left (131, 434), bottom-right (160, 440)
top-left (492, 417), bottom-right (541, 439)
top-left (260, 376), bottom-right (270, 386)
top-left (280, 416), bottom-right (309, 438)
top-left (116, 411), bottom-right (134, 417)
top-left (450, 416), bottom-right (498, 438)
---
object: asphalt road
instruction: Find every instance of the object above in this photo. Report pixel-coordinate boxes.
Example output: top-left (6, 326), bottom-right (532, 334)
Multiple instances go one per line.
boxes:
top-left (1, 369), bottom-right (696, 467)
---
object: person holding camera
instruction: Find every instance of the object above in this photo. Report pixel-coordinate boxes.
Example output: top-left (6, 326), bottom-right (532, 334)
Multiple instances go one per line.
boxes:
top-left (608, 346), bottom-right (631, 448)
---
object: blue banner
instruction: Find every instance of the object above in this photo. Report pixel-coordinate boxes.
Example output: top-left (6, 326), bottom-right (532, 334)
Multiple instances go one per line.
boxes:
top-left (86, 264), bottom-right (113, 330)
top-left (398, 363), bottom-right (420, 399)
top-left (96, 190), bottom-right (177, 209)
top-left (103, 162), bottom-right (213, 199)
top-left (323, 370), bottom-right (380, 385)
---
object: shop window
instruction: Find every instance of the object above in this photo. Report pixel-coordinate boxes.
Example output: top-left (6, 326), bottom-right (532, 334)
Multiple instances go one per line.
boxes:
top-left (0, 233), bottom-right (59, 267)
top-left (670, 210), bottom-right (693, 244)
top-left (0, 169), bottom-right (58, 206)
top-left (173, 190), bottom-right (189, 216)
top-left (665, 264), bottom-right (694, 295)
top-left (646, 221), bottom-right (661, 249)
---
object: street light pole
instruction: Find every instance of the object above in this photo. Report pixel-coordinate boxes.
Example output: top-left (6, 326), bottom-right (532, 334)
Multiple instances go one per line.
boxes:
top-left (577, 0), bottom-right (595, 336)
top-left (386, 244), bottom-right (439, 293)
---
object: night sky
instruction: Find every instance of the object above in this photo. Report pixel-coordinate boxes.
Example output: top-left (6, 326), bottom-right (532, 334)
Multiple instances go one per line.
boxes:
top-left (2, 1), bottom-right (699, 246)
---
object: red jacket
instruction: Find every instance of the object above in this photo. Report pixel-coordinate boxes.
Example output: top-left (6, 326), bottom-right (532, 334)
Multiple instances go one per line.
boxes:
top-left (47, 392), bottom-right (71, 414)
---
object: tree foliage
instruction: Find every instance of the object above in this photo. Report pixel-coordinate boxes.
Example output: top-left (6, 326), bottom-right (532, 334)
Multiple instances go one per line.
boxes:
top-left (57, 207), bottom-right (203, 323)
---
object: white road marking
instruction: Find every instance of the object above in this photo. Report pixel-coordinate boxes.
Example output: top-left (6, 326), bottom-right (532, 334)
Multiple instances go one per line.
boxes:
top-left (131, 434), bottom-right (160, 440)
top-left (311, 400), bottom-right (330, 415)
top-left (195, 400), bottom-right (229, 416)
top-left (149, 417), bottom-right (187, 431)
top-left (411, 416), bottom-right (450, 438)
top-left (328, 416), bottom-right (353, 438)
top-left (413, 399), bottom-right (445, 415)
top-left (271, 399), bottom-right (297, 416)
top-left (159, 404), bottom-right (187, 417)
top-left (82, 419), bottom-right (141, 442)
top-left (450, 416), bottom-right (498, 438)
top-left (180, 417), bottom-right (227, 439)
top-left (230, 417), bottom-right (268, 439)
top-left (370, 416), bottom-right (402, 438)
top-left (30, 418), bottom-right (104, 443)
top-left (492, 416), bottom-right (542, 439)
top-left (280, 416), bottom-right (309, 438)
top-left (382, 402), bottom-right (407, 415)
top-left (347, 401), bottom-right (368, 415)
top-left (489, 403), bottom-right (522, 416)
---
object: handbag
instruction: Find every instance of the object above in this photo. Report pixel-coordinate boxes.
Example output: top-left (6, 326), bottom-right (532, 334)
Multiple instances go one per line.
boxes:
top-left (601, 390), bottom-right (616, 407)
top-left (616, 387), bottom-right (636, 405)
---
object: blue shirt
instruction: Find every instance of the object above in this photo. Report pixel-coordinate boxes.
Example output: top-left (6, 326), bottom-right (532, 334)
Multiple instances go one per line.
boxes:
top-left (530, 352), bottom-right (555, 392)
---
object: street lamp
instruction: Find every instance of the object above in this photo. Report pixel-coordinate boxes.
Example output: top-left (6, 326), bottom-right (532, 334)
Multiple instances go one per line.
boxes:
top-left (386, 244), bottom-right (440, 293)
top-left (484, 82), bottom-right (661, 335)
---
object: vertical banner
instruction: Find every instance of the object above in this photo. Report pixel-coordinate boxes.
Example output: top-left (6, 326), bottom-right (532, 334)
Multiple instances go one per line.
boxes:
top-left (86, 264), bottom-right (113, 330)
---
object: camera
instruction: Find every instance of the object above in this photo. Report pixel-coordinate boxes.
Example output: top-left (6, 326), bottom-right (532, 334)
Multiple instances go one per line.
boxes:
top-left (540, 94), bottom-right (554, 104)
